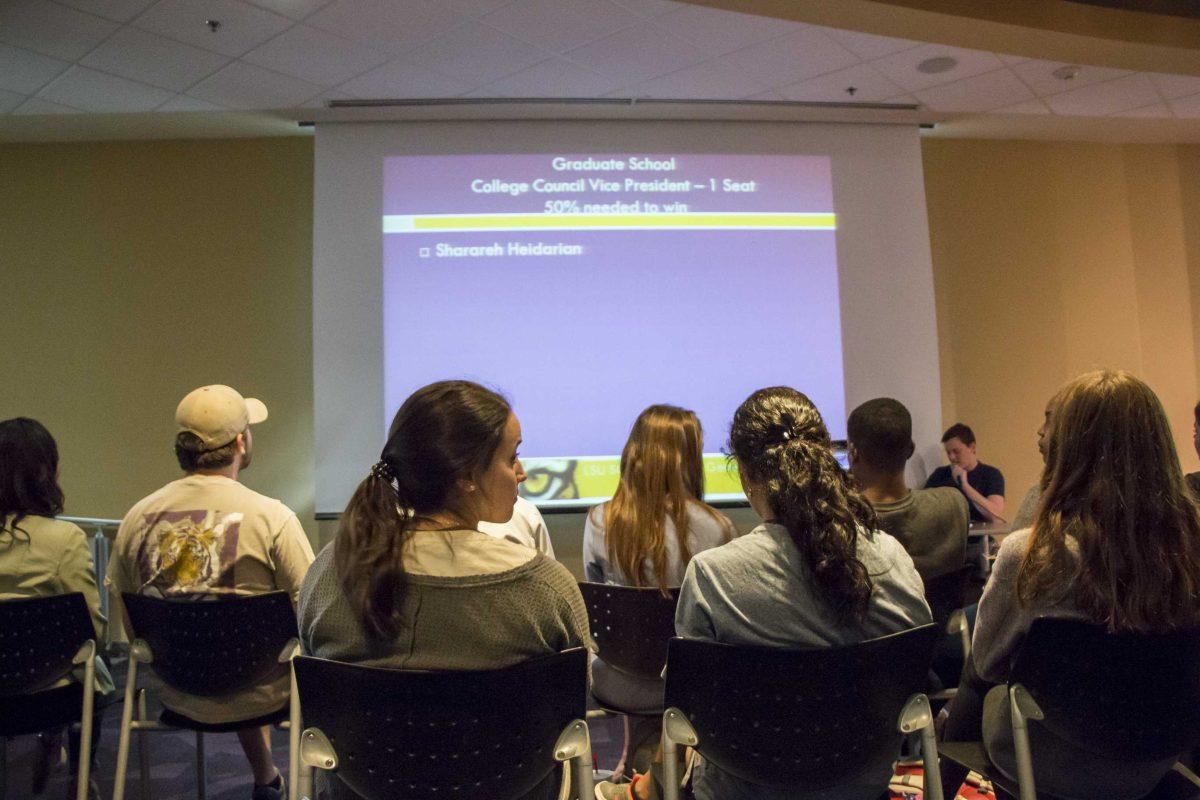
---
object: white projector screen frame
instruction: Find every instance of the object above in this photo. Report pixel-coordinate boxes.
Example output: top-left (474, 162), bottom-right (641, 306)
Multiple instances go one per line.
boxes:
top-left (313, 116), bottom-right (942, 515)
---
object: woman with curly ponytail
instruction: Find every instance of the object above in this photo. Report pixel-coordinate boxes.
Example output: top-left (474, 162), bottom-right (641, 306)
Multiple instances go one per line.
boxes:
top-left (674, 387), bottom-right (931, 800)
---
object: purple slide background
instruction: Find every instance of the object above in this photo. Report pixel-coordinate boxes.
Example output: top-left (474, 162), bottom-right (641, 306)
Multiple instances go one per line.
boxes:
top-left (381, 154), bottom-right (846, 457)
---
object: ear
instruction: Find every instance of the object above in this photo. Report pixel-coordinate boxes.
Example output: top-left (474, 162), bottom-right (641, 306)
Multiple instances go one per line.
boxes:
top-left (847, 443), bottom-right (859, 465)
top-left (234, 433), bottom-right (246, 455)
top-left (904, 440), bottom-right (915, 460)
top-left (455, 475), bottom-right (477, 494)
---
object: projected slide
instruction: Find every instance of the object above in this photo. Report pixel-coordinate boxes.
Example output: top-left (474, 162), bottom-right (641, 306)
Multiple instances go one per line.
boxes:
top-left (382, 153), bottom-right (844, 506)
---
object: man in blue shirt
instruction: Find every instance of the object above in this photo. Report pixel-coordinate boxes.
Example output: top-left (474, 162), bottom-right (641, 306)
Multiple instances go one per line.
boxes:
top-left (924, 423), bottom-right (1005, 523)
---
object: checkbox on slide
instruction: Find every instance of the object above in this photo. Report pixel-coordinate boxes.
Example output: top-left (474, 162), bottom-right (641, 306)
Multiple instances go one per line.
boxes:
top-left (419, 247), bottom-right (431, 258)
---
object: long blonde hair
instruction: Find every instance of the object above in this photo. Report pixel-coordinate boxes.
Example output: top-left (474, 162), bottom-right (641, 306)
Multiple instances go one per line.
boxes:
top-left (1018, 370), bottom-right (1200, 632)
top-left (603, 405), bottom-right (732, 591)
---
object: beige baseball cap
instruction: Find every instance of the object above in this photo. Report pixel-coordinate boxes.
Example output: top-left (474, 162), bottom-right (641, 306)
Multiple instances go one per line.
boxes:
top-left (175, 385), bottom-right (268, 450)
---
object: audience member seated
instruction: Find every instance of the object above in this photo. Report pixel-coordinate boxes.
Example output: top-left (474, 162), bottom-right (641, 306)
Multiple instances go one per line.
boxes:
top-left (1009, 399), bottom-right (1053, 531)
top-left (943, 369), bottom-right (1200, 799)
top-left (479, 495), bottom-right (556, 557)
top-left (0, 417), bottom-right (113, 800)
top-left (924, 423), bottom-right (1005, 523)
top-left (108, 385), bottom-right (314, 800)
top-left (596, 387), bottom-right (932, 800)
top-left (846, 398), bottom-right (969, 581)
top-left (298, 380), bottom-right (592, 800)
top-left (1186, 401), bottom-right (1200, 498)
top-left (582, 404), bottom-right (734, 778)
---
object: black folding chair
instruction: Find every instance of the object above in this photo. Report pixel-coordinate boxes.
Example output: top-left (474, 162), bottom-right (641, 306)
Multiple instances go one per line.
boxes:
top-left (578, 582), bottom-right (679, 715)
top-left (293, 648), bottom-right (592, 800)
top-left (660, 624), bottom-right (943, 800)
top-left (113, 591), bottom-right (301, 800)
top-left (940, 618), bottom-right (1200, 800)
top-left (923, 565), bottom-right (975, 700)
top-left (0, 594), bottom-right (100, 800)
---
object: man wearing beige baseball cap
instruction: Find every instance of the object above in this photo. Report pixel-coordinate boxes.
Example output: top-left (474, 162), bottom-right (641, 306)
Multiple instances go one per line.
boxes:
top-left (108, 385), bottom-right (314, 800)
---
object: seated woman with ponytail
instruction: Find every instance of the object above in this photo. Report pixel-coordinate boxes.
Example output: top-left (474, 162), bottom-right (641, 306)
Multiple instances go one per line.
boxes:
top-left (298, 381), bottom-right (592, 798)
top-left (604, 387), bottom-right (931, 800)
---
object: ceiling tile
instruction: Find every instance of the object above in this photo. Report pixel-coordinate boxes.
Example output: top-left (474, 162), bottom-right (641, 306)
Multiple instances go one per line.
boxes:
top-left (654, 3), bottom-right (805, 56)
top-left (483, 57), bottom-right (618, 97)
top-left (870, 43), bottom-right (1003, 92)
top-left (242, 24), bottom-right (390, 85)
top-left (244, 0), bottom-right (331, 20)
top-left (482, 0), bottom-right (639, 54)
top-left (1169, 93), bottom-right (1200, 119)
top-left (0, 44), bottom-right (70, 95)
top-left (1112, 103), bottom-right (1171, 118)
top-left (1010, 59), bottom-right (1133, 97)
top-left (404, 20), bottom-right (548, 83)
top-left (745, 88), bottom-right (784, 101)
top-left (81, 27), bottom-right (229, 92)
top-left (776, 62), bottom-right (902, 103)
top-left (459, 86), bottom-right (506, 97)
top-left (0, 89), bottom-right (27, 114)
top-left (441, 0), bottom-right (518, 14)
top-left (157, 93), bottom-right (225, 111)
top-left (132, 0), bottom-right (294, 58)
top-left (337, 58), bottom-right (473, 98)
top-left (565, 24), bottom-right (706, 83)
top-left (614, 59), bottom-right (767, 100)
top-left (0, 0), bottom-right (119, 60)
top-left (37, 65), bottom-right (174, 112)
top-left (305, 0), bottom-right (467, 56)
top-left (716, 26), bottom-right (859, 88)
top-left (57, 0), bottom-right (157, 23)
top-left (915, 68), bottom-right (1034, 112)
top-left (821, 27), bottom-right (918, 60)
top-left (13, 96), bottom-right (83, 114)
top-left (1044, 73), bottom-right (1159, 116)
top-left (993, 98), bottom-right (1051, 115)
top-left (610, 0), bottom-right (684, 18)
top-left (1149, 73), bottom-right (1200, 101)
top-left (187, 60), bottom-right (322, 107)
top-left (998, 53), bottom-right (1033, 66)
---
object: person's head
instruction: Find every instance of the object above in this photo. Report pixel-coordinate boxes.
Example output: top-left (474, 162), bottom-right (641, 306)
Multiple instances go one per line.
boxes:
top-left (173, 385), bottom-right (266, 475)
top-left (604, 405), bottom-right (730, 591)
top-left (1019, 369), bottom-right (1200, 632)
top-left (0, 417), bottom-right (65, 535)
top-left (729, 387), bottom-right (875, 619)
top-left (1036, 399), bottom-right (1054, 463)
top-left (940, 423), bottom-right (978, 470)
top-left (845, 398), bottom-right (914, 479)
top-left (335, 380), bottom-right (522, 640)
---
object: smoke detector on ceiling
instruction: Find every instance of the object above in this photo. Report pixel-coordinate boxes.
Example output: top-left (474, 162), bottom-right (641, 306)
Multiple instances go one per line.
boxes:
top-left (917, 56), bottom-right (958, 74)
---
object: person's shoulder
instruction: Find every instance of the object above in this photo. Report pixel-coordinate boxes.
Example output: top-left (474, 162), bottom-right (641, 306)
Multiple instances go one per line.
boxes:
top-left (925, 464), bottom-right (952, 484)
top-left (585, 502), bottom-right (608, 528)
top-left (978, 462), bottom-right (1005, 480)
top-left (512, 496), bottom-right (544, 524)
top-left (994, 527), bottom-right (1031, 568)
top-left (224, 481), bottom-right (300, 524)
top-left (915, 486), bottom-right (970, 514)
top-left (20, 515), bottom-right (86, 545)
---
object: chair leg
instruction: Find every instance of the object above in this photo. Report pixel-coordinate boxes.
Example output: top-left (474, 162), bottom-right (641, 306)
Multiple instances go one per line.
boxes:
top-left (113, 654), bottom-right (142, 800)
top-left (1, 735), bottom-right (8, 800)
top-left (196, 732), bottom-right (206, 800)
top-left (288, 662), bottom-right (301, 800)
top-left (920, 721), bottom-right (944, 800)
top-left (76, 658), bottom-right (96, 800)
top-left (137, 689), bottom-right (150, 800)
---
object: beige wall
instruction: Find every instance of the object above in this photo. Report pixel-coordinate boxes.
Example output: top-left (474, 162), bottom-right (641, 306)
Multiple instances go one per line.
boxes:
top-left (923, 138), bottom-right (1200, 510)
top-left (6, 135), bottom-right (1200, 553)
top-left (0, 138), bottom-right (317, 538)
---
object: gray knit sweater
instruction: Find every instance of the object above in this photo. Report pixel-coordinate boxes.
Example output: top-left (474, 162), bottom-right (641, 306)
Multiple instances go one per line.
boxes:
top-left (298, 543), bottom-right (593, 671)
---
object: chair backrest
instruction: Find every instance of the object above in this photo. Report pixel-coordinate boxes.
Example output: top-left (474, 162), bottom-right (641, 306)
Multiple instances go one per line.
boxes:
top-left (121, 591), bottom-right (296, 697)
top-left (578, 582), bottom-right (680, 679)
top-left (923, 565), bottom-right (974, 628)
top-left (1011, 617), bottom-right (1200, 761)
top-left (0, 593), bottom-right (94, 697)
top-left (294, 648), bottom-right (588, 800)
top-left (665, 624), bottom-right (939, 790)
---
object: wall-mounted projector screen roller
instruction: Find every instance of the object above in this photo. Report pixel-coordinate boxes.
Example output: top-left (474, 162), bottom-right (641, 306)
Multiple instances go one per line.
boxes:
top-left (313, 117), bottom-right (942, 514)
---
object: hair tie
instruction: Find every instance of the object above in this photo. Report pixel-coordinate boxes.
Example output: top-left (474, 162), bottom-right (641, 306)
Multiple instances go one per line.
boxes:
top-left (370, 460), bottom-right (394, 481)
top-left (781, 430), bottom-right (792, 441)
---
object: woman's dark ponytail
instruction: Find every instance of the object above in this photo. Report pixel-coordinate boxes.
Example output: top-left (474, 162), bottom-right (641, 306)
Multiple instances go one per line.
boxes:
top-left (731, 389), bottom-right (875, 620)
top-left (334, 381), bottom-right (511, 642)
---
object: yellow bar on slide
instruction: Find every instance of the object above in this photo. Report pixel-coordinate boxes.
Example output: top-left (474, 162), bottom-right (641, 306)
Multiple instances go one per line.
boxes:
top-left (384, 212), bottom-right (836, 232)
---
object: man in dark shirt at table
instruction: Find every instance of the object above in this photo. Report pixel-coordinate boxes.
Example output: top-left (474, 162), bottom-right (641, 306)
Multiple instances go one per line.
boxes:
top-left (924, 423), bottom-right (1006, 523)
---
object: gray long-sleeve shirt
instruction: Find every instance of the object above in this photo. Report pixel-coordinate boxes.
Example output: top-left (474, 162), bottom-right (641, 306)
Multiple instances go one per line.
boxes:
top-left (675, 521), bottom-right (932, 800)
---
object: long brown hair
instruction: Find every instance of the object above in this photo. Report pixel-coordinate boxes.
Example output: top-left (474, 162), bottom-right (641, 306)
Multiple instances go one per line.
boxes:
top-left (334, 380), bottom-right (511, 641)
top-left (730, 387), bottom-right (876, 619)
top-left (602, 405), bottom-right (732, 591)
top-left (1017, 370), bottom-right (1200, 632)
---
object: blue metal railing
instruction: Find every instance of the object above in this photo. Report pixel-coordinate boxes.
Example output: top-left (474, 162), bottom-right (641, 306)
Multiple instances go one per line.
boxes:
top-left (60, 516), bottom-right (120, 634)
